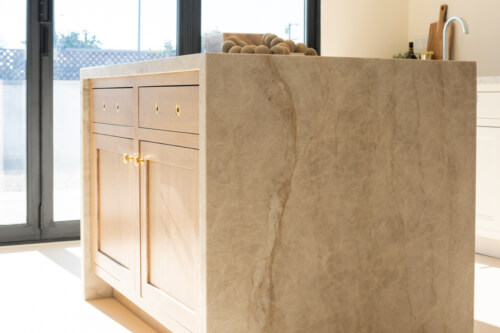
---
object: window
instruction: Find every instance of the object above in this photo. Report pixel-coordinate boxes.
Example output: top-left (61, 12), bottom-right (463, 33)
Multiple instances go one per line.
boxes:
top-left (0, 0), bottom-right (319, 243)
top-left (0, 0), bottom-right (27, 226)
top-left (202, 0), bottom-right (306, 52)
top-left (52, 0), bottom-right (177, 222)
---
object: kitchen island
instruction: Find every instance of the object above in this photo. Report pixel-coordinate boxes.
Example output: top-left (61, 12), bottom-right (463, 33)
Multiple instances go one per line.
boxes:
top-left (81, 53), bottom-right (476, 333)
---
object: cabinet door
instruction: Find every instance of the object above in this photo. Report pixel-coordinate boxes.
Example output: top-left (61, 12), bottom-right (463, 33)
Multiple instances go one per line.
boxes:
top-left (477, 127), bottom-right (500, 239)
top-left (139, 141), bottom-right (199, 332)
top-left (91, 134), bottom-right (140, 293)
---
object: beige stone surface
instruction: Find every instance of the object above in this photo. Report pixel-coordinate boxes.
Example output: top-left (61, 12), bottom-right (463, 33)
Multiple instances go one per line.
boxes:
top-left (81, 54), bottom-right (476, 333)
top-left (204, 55), bottom-right (476, 333)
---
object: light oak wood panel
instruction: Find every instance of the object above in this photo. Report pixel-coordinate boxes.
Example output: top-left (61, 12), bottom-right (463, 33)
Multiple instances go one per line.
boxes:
top-left (136, 71), bottom-right (200, 86)
top-left (92, 88), bottom-right (134, 126)
top-left (140, 141), bottom-right (199, 333)
top-left (91, 77), bottom-right (135, 89)
top-left (92, 123), bottom-right (134, 139)
top-left (91, 134), bottom-right (140, 293)
top-left (139, 86), bottom-right (199, 134)
top-left (137, 128), bottom-right (199, 149)
top-left (92, 71), bottom-right (199, 88)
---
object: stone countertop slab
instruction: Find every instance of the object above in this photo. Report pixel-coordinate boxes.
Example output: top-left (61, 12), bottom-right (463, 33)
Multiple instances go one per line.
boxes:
top-left (81, 54), bottom-right (477, 333)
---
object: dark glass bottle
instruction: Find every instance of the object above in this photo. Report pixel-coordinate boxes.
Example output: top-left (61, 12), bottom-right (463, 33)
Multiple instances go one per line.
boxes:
top-left (406, 42), bottom-right (418, 59)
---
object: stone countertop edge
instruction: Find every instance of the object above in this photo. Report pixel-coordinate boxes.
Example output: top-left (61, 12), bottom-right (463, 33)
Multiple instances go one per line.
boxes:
top-left (79, 53), bottom-right (476, 80)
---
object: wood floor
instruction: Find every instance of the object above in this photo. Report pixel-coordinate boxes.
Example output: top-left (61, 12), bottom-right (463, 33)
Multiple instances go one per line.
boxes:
top-left (0, 241), bottom-right (499, 332)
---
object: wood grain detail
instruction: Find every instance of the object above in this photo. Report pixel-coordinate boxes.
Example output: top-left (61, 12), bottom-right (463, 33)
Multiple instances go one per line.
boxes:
top-left (92, 71), bottom-right (199, 88)
top-left (140, 141), bottom-right (199, 332)
top-left (139, 86), bottom-right (199, 134)
top-left (91, 134), bottom-right (140, 294)
top-left (92, 88), bottom-right (134, 126)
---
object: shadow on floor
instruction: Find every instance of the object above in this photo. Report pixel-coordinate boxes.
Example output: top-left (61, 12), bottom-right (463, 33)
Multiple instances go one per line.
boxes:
top-left (476, 254), bottom-right (500, 268)
top-left (88, 298), bottom-right (158, 333)
top-left (38, 245), bottom-right (81, 279)
top-left (476, 320), bottom-right (500, 333)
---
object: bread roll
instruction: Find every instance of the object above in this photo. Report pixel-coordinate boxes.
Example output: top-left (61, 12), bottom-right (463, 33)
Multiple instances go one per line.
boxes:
top-left (229, 45), bottom-right (242, 53)
top-left (226, 36), bottom-right (247, 47)
top-left (305, 48), bottom-right (318, 56)
top-left (284, 40), bottom-right (296, 52)
top-left (270, 37), bottom-right (284, 48)
top-left (254, 45), bottom-right (271, 54)
top-left (222, 40), bottom-right (236, 53)
top-left (264, 34), bottom-right (277, 47)
top-left (241, 45), bottom-right (257, 53)
top-left (270, 45), bottom-right (287, 55)
top-left (295, 43), bottom-right (307, 53)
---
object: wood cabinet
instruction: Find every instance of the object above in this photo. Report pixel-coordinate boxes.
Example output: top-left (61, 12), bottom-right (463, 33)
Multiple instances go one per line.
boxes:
top-left (140, 141), bottom-right (199, 332)
top-left (89, 73), bottom-right (200, 332)
top-left (82, 55), bottom-right (476, 333)
top-left (92, 88), bottom-right (134, 126)
top-left (91, 134), bottom-right (140, 293)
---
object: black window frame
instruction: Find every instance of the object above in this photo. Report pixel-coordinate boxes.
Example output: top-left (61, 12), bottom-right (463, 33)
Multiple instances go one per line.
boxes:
top-left (0, 0), bottom-right (320, 245)
top-left (178, 0), bottom-right (321, 55)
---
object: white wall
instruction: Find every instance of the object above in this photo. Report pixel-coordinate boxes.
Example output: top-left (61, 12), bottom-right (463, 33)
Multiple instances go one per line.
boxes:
top-left (408, 0), bottom-right (500, 76)
top-left (321, 0), bottom-right (500, 76)
top-left (321, 0), bottom-right (409, 59)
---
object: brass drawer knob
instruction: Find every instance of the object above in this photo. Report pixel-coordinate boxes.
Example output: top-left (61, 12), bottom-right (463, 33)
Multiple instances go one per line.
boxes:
top-left (116, 103), bottom-right (120, 112)
top-left (122, 154), bottom-right (134, 164)
top-left (134, 156), bottom-right (145, 167)
top-left (102, 103), bottom-right (106, 111)
top-left (175, 104), bottom-right (181, 117)
top-left (155, 103), bottom-right (159, 115)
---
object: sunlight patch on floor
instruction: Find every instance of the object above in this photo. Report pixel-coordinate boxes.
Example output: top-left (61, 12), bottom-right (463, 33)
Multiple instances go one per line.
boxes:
top-left (0, 241), bottom-right (155, 333)
top-left (475, 254), bottom-right (500, 332)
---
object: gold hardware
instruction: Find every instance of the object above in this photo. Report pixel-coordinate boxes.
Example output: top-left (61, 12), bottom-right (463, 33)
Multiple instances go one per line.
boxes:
top-left (116, 103), bottom-right (120, 112)
top-left (175, 104), bottom-right (181, 117)
top-left (134, 156), bottom-right (145, 167)
top-left (155, 103), bottom-right (159, 115)
top-left (102, 103), bottom-right (106, 111)
top-left (122, 154), bottom-right (134, 164)
top-left (420, 51), bottom-right (434, 60)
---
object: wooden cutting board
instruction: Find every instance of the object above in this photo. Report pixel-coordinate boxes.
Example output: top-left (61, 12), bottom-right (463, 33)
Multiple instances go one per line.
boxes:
top-left (427, 4), bottom-right (454, 60)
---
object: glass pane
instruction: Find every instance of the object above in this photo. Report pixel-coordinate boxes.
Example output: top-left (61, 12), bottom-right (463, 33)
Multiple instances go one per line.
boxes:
top-left (202, 0), bottom-right (305, 52)
top-left (53, 0), bottom-right (177, 221)
top-left (0, 0), bottom-right (27, 225)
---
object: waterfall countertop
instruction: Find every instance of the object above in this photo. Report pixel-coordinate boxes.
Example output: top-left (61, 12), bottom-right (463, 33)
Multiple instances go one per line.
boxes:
top-left (81, 54), bottom-right (477, 333)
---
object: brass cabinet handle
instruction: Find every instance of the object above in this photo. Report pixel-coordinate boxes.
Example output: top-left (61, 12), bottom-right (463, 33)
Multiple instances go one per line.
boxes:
top-left (122, 154), bottom-right (134, 164)
top-left (134, 156), bottom-right (145, 167)
top-left (116, 103), bottom-right (120, 112)
top-left (155, 103), bottom-right (159, 115)
top-left (102, 102), bottom-right (106, 111)
top-left (175, 104), bottom-right (181, 117)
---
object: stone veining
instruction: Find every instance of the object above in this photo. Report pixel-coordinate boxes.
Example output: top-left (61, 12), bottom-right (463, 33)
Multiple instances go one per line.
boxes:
top-left (247, 58), bottom-right (299, 333)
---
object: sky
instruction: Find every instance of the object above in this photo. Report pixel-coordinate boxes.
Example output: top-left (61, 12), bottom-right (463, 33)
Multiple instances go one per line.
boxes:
top-left (0, 0), bottom-right (304, 51)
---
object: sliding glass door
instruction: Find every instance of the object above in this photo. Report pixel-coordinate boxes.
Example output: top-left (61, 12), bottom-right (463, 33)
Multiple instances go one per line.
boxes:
top-left (0, 0), bottom-right (27, 226)
top-left (202, 0), bottom-right (305, 52)
top-left (52, 0), bottom-right (177, 223)
top-left (0, 0), bottom-right (318, 244)
top-left (0, 0), bottom-right (42, 243)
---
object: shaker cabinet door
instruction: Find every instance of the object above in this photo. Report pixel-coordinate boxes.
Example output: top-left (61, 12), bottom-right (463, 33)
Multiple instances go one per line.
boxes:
top-left (91, 134), bottom-right (140, 293)
top-left (139, 141), bottom-right (199, 332)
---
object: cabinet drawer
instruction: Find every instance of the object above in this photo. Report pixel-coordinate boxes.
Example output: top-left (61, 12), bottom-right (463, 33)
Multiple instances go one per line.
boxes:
top-left (139, 86), bottom-right (199, 134)
top-left (92, 88), bottom-right (134, 126)
top-left (478, 92), bottom-right (500, 119)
